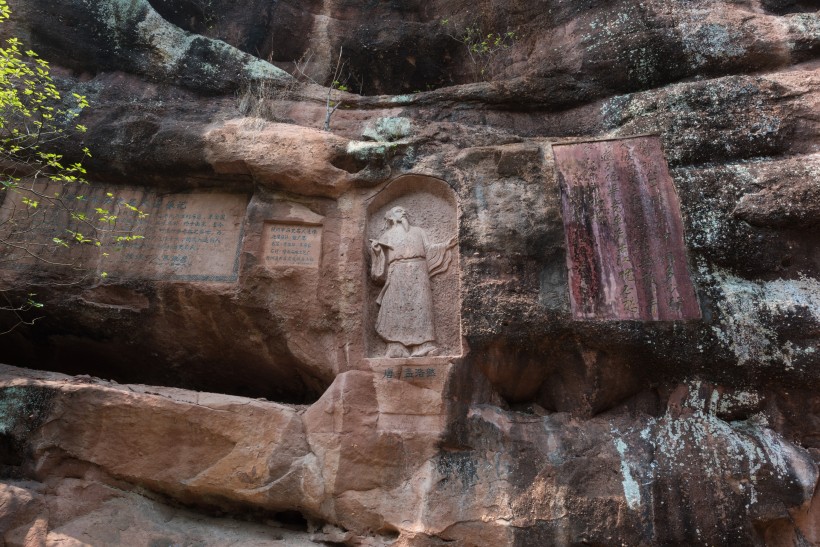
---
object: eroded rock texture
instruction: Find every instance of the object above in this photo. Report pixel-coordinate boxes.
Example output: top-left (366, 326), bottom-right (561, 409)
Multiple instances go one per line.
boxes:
top-left (0, 0), bottom-right (819, 544)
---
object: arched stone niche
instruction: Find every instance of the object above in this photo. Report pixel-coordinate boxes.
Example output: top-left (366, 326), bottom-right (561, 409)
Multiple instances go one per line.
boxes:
top-left (365, 175), bottom-right (461, 359)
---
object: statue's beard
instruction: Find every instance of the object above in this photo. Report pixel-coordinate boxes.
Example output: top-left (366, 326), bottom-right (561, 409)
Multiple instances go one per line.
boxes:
top-left (399, 218), bottom-right (409, 231)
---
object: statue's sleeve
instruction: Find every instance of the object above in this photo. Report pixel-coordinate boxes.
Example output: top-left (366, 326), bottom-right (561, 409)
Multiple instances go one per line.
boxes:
top-left (425, 231), bottom-right (453, 278)
top-left (370, 243), bottom-right (387, 284)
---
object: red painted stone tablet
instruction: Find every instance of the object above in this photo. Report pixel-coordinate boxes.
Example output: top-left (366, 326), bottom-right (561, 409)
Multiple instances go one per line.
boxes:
top-left (553, 136), bottom-right (701, 321)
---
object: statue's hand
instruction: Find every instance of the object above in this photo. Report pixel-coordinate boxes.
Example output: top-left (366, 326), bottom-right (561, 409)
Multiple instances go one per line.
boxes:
top-left (370, 239), bottom-right (392, 251)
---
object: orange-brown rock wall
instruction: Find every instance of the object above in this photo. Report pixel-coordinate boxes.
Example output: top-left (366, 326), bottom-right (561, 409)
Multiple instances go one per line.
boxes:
top-left (0, 0), bottom-right (818, 544)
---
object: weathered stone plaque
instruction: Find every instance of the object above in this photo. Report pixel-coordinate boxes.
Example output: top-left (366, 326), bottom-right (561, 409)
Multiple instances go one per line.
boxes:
top-left (370, 357), bottom-right (452, 392)
top-left (0, 183), bottom-right (248, 282)
top-left (262, 222), bottom-right (322, 268)
top-left (110, 193), bottom-right (248, 282)
top-left (553, 136), bottom-right (701, 321)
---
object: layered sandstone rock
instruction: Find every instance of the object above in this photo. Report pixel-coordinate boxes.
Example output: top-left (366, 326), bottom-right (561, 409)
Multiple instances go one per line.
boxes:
top-left (2, 366), bottom-right (818, 545)
top-left (0, 0), bottom-right (818, 544)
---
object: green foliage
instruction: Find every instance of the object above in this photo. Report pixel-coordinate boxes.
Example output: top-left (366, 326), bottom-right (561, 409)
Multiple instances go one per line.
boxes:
top-left (441, 19), bottom-right (518, 81)
top-left (0, 0), bottom-right (145, 332)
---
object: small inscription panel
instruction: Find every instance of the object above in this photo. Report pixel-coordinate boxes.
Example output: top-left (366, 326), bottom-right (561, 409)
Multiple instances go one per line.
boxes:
top-left (553, 136), bottom-right (701, 321)
top-left (383, 365), bottom-right (439, 380)
top-left (370, 358), bottom-right (451, 391)
top-left (262, 222), bottom-right (322, 268)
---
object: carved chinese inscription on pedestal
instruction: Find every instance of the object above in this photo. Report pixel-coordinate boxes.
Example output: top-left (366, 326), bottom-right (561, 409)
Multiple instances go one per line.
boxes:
top-left (553, 136), bottom-right (701, 321)
top-left (262, 223), bottom-right (322, 268)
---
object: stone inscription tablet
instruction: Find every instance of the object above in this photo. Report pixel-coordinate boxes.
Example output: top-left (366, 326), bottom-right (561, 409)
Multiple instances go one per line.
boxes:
top-left (0, 183), bottom-right (248, 282)
top-left (553, 136), bottom-right (701, 321)
top-left (110, 193), bottom-right (248, 282)
top-left (262, 222), bottom-right (322, 268)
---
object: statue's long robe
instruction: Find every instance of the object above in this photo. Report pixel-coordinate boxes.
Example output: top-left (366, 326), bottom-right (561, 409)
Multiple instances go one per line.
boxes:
top-left (370, 225), bottom-right (451, 347)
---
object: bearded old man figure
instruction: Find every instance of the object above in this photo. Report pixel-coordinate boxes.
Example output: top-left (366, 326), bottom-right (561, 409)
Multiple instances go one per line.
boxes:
top-left (369, 206), bottom-right (456, 358)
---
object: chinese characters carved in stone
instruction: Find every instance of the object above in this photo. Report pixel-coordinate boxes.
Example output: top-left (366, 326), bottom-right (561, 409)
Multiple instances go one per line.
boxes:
top-left (553, 136), bottom-right (700, 321)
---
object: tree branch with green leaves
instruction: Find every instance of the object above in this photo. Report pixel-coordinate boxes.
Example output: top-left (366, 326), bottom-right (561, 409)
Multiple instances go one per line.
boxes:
top-left (0, 0), bottom-right (146, 331)
top-left (440, 18), bottom-right (517, 81)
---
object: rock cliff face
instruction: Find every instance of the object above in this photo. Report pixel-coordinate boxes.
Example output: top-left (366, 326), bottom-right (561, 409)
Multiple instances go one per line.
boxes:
top-left (0, 0), bottom-right (819, 545)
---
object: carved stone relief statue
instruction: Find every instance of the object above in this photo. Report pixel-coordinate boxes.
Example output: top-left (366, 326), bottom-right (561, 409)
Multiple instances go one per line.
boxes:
top-left (365, 175), bottom-right (461, 359)
top-left (369, 206), bottom-right (457, 357)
